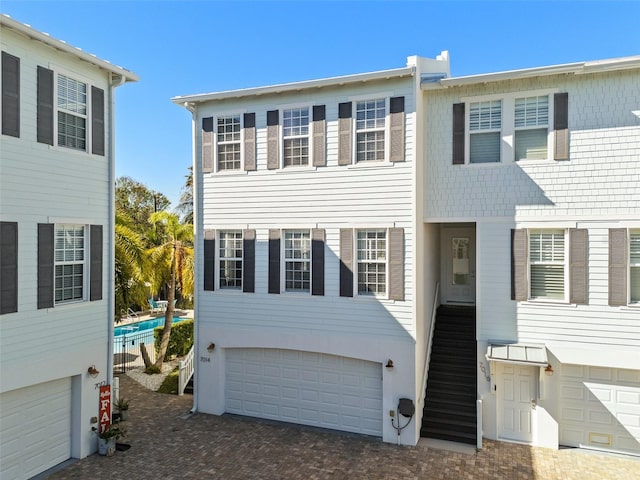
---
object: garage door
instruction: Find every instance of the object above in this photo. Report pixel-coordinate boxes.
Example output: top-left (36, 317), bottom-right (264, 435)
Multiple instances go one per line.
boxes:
top-left (559, 364), bottom-right (640, 456)
top-left (0, 378), bottom-right (72, 480)
top-left (225, 349), bottom-right (382, 436)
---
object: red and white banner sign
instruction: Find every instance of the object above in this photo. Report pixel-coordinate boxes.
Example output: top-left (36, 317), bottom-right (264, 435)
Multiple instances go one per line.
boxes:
top-left (99, 385), bottom-right (111, 433)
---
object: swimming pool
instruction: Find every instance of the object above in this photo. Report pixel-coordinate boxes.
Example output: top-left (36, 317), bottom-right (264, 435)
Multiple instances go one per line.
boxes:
top-left (114, 317), bottom-right (189, 337)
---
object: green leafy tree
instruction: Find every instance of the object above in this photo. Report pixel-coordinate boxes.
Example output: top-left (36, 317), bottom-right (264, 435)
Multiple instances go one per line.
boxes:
top-left (146, 211), bottom-right (194, 369)
top-left (175, 166), bottom-right (193, 224)
top-left (116, 176), bottom-right (170, 245)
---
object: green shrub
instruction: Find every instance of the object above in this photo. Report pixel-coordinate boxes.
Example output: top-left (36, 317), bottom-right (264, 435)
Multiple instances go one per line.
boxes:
top-left (157, 367), bottom-right (179, 394)
top-left (154, 319), bottom-right (194, 358)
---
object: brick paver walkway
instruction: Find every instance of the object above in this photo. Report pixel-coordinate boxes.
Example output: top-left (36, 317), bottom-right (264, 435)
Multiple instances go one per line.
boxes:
top-left (49, 374), bottom-right (639, 480)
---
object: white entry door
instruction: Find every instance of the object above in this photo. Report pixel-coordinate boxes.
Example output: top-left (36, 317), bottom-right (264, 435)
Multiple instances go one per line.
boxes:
top-left (498, 364), bottom-right (536, 443)
top-left (442, 227), bottom-right (476, 304)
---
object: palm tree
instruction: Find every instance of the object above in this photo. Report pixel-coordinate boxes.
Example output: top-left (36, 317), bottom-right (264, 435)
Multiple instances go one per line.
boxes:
top-left (146, 211), bottom-right (194, 369)
top-left (114, 213), bottom-right (149, 320)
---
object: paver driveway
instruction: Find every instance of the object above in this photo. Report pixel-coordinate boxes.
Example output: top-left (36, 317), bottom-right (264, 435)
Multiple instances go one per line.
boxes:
top-left (48, 374), bottom-right (639, 480)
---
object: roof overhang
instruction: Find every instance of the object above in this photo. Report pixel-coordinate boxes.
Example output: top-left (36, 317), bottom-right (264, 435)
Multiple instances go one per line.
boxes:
top-left (486, 342), bottom-right (548, 367)
top-left (172, 66), bottom-right (415, 106)
top-left (422, 55), bottom-right (640, 90)
top-left (1, 14), bottom-right (139, 83)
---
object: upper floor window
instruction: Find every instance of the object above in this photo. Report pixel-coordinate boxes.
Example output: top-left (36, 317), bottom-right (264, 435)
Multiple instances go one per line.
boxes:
top-left (57, 74), bottom-right (87, 151)
top-left (357, 229), bottom-right (387, 296)
top-left (283, 108), bottom-right (309, 167)
top-left (356, 99), bottom-right (386, 162)
top-left (469, 100), bottom-right (502, 163)
top-left (284, 230), bottom-right (310, 292)
top-left (514, 96), bottom-right (549, 161)
top-left (217, 115), bottom-right (241, 171)
top-left (55, 224), bottom-right (86, 303)
top-left (631, 230), bottom-right (640, 303)
top-left (219, 230), bottom-right (242, 288)
top-left (529, 229), bottom-right (566, 300)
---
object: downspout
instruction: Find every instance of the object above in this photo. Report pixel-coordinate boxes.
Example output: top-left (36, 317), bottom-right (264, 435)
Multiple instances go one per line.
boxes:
top-left (107, 73), bottom-right (126, 387)
top-left (184, 101), bottom-right (199, 414)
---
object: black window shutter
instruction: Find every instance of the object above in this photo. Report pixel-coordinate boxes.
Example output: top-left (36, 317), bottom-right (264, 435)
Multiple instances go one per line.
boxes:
top-left (37, 223), bottom-right (54, 309)
top-left (338, 102), bottom-right (352, 166)
top-left (311, 229), bottom-right (325, 296)
top-left (452, 103), bottom-right (465, 165)
top-left (243, 229), bottom-right (255, 293)
top-left (312, 105), bottom-right (326, 167)
top-left (90, 225), bottom-right (103, 301)
top-left (2, 51), bottom-right (20, 138)
top-left (569, 228), bottom-right (588, 305)
top-left (608, 228), bottom-right (627, 306)
top-left (554, 93), bottom-right (569, 161)
top-left (389, 97), bottom-right (405, 163)
top-left (203, 230), bottom-right (215, 291)
top-left (91, 86), bottom-right (105, 156)
top-left (243, 113), bottom-right (256, 171)
top-left (202, 117), bottom-right (214, 173)
top-left (267, 110), bottom-right (279, 170)
top-left (268, 229), bottom-right (281, 294)
top-left (37, 66), bottom-right (54, 145)
top-left (339, 228), bottom-right (353, 297)
top-left (511, 229), bottom-right (528, 301)
top-left (0, 222), bottom-right (18, 314)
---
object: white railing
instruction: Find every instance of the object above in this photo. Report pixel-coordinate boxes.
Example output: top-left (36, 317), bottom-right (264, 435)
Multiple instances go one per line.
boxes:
top-left (178, 345), bottom-right (195, 396)
top-left (127, 308), bottom-right (139, 321)
top-left (419, 282), bottom-right (440, 410)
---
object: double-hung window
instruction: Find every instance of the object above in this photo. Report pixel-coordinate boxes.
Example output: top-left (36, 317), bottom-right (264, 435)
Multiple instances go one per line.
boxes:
top-left (54, 224), bottom-right (85, 303)
top-left (469, 100), bottom-right (502, 163)
top-left (357, 229), bottom-right (387, 295)
top-left (219, 230), bottom-right (242, 289)
top-left (631, 230), bottom-right (640, 303)
top-left (283, 108), bottom-right (309, 167)
top-left (356, 99), bottom-right (385, 162)
top-left (57, 74), bottom-right (87, 151)
top-left (217, 115), bottom-right (241, 171)
top-left (284, 230), bottom-right (310, 292)
top-left (514, 96), bottom-right (549, 161)
top-left (529, 229), bottom-right (566, 300)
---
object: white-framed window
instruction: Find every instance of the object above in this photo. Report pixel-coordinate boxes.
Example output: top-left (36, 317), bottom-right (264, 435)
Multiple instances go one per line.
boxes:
top-left (54, 224), bottom-right (86, 304)
top-left (514, 96), bottom-right (549, 161)
top-left (283, 107), bottom-right (309, 167)
top-left (469, 100), bottom-right (502, 163)
top-left (57, 74), bottom-right (87, 151)
top-left (357, 229), bottom-right (387, 296)
top-left (630, 230), bottom-right (640, 303)
top-left (217, 115), bottom-right (241, 171)
top-left (529, 229), bottom-right (566, 300)
top-left (219, 230), bottom-right (242, 289)
top-left (284, 230), bottom-right (310, 292)
top-left (356, 98), bottom-right (386, 162)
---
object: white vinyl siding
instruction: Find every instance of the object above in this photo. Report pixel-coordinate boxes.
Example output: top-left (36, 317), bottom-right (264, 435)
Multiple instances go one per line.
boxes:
top-left (357, 229), bottom-right (387, 296)
top-left (54, 224), bottom-right (85, 304)
top-left (529, 229), bottom-right (566, 300)
top-left (219, 230), bottom-right (242, 289)
top-left (57, 74), bottom-right (87, 151)
top-left (469, 100), bottom-right (501, 163)
top-left (284, 229), bottom-right (310, 292)
top-left (356, 99), bottom-right (385, 162)
top-left (631, 231), bottom-right (640, 303)
top-left (514, 96), bottom-right (549, 161)
top-left (217, 115), bottom-right (241, 171)
top-left (283, 108), bottom-right (309, 167)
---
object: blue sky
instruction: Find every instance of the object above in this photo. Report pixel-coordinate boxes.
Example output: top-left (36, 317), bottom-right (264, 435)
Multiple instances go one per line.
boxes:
top-left (2, 1), bottom-right (639, 207)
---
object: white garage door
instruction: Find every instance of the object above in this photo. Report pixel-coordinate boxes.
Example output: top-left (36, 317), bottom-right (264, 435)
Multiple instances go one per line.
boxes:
top-left (559, 364), bottom-right (640, 456)
top-left (0, 378), bottom-right (72, 480)
top-left (225, 349), bottom-right (382, 436)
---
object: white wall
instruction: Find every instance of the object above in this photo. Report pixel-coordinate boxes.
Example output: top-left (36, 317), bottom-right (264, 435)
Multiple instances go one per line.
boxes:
top-left (0, 27), bottom-right (115, 461)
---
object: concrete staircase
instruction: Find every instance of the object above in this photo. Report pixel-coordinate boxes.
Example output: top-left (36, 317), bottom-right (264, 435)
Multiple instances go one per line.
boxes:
top-left (421, 305), bottom-right (477, 445)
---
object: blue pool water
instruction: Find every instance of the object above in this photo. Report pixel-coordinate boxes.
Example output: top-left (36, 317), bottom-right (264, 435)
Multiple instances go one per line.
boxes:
top-left (114, 317), bottom-right (189, 337)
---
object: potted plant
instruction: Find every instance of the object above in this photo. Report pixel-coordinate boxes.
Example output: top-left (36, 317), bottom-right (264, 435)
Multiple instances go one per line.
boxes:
top-left (115, 398), bottom-right (130, 421)
top-left (92, 424), bottom-right (126, 456)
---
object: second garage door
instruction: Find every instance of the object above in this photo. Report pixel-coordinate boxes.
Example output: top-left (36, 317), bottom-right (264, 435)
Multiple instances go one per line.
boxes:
top-left (225, 348), bottom-right (382, 436)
